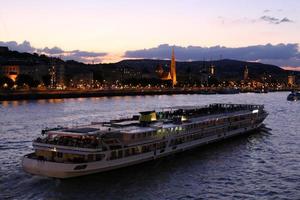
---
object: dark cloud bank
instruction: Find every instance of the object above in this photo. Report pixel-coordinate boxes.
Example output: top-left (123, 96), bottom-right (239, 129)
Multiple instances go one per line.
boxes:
top-left (125, 44), bottom-right (300, 67)
top-left (0, 41), bottom-right (107, 63)
top-left (1, 41), bottom-right (299, 68)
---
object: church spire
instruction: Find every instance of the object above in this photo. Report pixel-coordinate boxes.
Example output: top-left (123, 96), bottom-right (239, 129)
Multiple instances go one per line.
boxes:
top-left (170, 47), bottom-right (177, 86)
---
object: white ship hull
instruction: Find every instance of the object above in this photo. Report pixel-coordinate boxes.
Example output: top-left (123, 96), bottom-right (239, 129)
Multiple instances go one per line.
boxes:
top-left (22, 123), bottom-right (263, 179)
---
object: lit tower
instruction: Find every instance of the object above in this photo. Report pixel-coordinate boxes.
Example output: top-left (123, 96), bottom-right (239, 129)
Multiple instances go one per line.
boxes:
top-left (170, 47), bottom-right (177, 86)
top-left (49, 65), bottom-right (56, 88)
top-left (209, 64), bottom-right (215, 76)
top-left (287, 75), bottom-right (296, 86)
top-left (244, 65), bottom-right (249, 80)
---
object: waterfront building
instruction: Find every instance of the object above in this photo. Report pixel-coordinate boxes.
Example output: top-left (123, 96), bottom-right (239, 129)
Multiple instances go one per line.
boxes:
top-left (49, 63), bottom-right (65, 88)
top-left (1, 64), bottom-right (49, 83)
top-left (49, 66), bottom-right (56, 88)
top-left (287, 75), bottom-right (296, 86)
top-left (0, 65), bottom-right (20, 81)
top-left (22, 65), bottom-right (49, 82)
top-left (155, 64), bottom-right (172, 80)
top-left (119, 66), bottom-right (142, 81)
top-left (155, 64), bottom-right (164, 77)
top-left (155, 47), bottom-right (177, 86)
top-left (71, 72), bottom-right (94, 88)
top-left (56, 64), bottom-right (65, 87)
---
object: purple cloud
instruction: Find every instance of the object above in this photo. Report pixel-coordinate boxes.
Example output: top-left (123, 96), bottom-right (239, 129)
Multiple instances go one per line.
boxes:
top-left (0, 40), bottom-right (107, 63)
top-left (124, 43), bottom-right (300, 67)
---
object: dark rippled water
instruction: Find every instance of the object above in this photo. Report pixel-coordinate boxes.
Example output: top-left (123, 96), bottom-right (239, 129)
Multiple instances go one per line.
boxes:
top-left (0, 93), bottom-right (299, 200)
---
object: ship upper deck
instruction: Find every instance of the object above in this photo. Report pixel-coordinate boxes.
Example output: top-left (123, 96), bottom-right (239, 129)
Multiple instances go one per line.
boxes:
top-left (45, 103), bottom-right (262, 136)
top-left (35, 103), bottom-right (265, 149)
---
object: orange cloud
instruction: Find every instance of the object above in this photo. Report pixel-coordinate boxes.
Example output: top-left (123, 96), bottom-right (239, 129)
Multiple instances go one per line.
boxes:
top-left (282, 66), bottom-right (300, 71)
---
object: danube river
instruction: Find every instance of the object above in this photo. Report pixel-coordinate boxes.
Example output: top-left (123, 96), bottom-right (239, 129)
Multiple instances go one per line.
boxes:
top-left (0, 92), bottom-right (299, 200)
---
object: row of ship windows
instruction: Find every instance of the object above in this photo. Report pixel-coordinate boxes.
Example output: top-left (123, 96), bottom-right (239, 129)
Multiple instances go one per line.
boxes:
top-left (115, 124), bottom-right (243, 160)
top-left (113, 125), bottom-right (237, 160)
top-left (47, 120), bottom-right (255, 163)
top-left (129, 115), bottom-right (253, 141)
top-left (170, 121), bottom-right (253, 146)
top-left (110, 141), bottom-right (167, 160)
top-left (101, 119), bottom-right (256, 161)
top-left (52, 152), bottom-right (105, 162)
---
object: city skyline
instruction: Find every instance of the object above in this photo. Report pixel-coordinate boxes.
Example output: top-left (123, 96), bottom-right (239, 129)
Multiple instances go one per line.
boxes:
top-left (0, 0), bottom-right (299, 68)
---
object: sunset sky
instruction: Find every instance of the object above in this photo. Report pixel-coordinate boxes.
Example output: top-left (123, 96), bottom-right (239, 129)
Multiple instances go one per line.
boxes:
top-left (0, 0), bottom-right (299, 68)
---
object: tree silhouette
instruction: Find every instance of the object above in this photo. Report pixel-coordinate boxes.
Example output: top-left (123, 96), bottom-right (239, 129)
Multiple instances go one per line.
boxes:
top-left (42, 74), bottom-right (51, 86)
top-left (0, 76), bottom-right (14, 89)
top-left (208, 76), bottom-right (220, 86)
top-left (16, 74), bottom-right (40, 88)
top-left (93, 71), bottom-right (104, 83)
top-left (186, 66), bottom-right (192, 81)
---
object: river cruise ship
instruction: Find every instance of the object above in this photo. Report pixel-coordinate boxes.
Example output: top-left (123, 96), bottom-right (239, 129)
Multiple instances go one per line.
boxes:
top-left (22, 103), bottom-right (268, 178)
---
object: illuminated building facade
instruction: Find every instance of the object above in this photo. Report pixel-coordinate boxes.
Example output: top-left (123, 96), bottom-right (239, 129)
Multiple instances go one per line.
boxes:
top-left (1, 65), bottom-right (20, 81)
top-left (287, 75), bottom-right (296, 86)
top-left (155, 47), bottom-right (177, 86)
top-left (49, 66), bottom-right (56, 88)
top-left (70, 72), bottom-right (94, 88)
top-left (49, 64), bottom-right (65, 88)
top-left (155, 64), bottom-right (172, 80)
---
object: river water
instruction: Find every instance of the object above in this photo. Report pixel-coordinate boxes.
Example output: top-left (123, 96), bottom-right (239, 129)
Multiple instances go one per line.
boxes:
top-left (0, 92), bottom-right (299, 200)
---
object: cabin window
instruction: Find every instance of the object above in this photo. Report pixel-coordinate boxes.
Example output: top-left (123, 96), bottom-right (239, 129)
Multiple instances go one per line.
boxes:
top-left (142, 145), bottom-right (150, 153)
top-left (136, 146), bottom-right (141, 153)
top-left (87, 154), bottom-right (94, 161)
top-left (125, 149), bottom-right (130, 157)
top-left (132, 148), bottom-right (136, 155)
top-left (117, 150), bottom-right (123, 158)
top-left (131, 134), bottom-right (135, 139)
top-left (111, 151), bottom-right (117, 159)
top-left (96, 154), bottom-right (104, 161)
